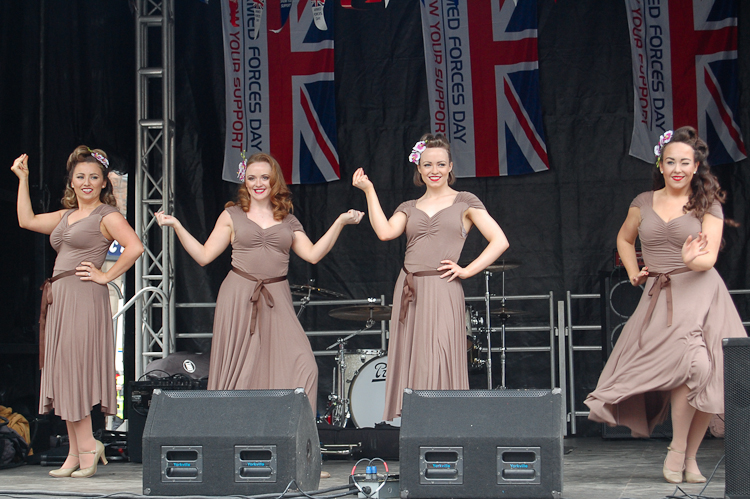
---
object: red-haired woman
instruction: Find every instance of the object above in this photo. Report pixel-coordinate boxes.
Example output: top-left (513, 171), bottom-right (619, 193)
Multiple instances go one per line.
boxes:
top-left (156, 152), bottom-right (362, 413)
top-left (12, 146), bottom-right (143, 478)
top-left (585, 127), bottom-right (747, 484)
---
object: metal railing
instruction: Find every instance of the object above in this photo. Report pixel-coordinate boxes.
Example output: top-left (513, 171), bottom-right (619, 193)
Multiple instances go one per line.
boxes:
top-left (153, 296), bottom-right (390, 354)
top-left (112, 286), bottom-right (170, 379)
top-left (465, 292), bottom-right (560, 391)
top-left (564, 291), bottom-right (601, 435)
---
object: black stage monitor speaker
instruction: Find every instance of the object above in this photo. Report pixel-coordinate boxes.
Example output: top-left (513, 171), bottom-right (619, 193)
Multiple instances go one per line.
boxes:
top-left (127, 376), bottom-right (207, 463)
top-left (141, 388), bottom-right (320, 496)
top-left (724, 337), bottom-right (750, 499)
top-left (399, 388), bottom-right (563, 499)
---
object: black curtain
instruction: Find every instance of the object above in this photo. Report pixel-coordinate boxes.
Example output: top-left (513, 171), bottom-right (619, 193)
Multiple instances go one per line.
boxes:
top-left (2, 0), bottom-right (749, 432)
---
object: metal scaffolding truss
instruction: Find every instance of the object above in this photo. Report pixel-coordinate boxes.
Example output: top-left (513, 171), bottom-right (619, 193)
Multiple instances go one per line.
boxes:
top-left (134, 0), bottom-right (175, 379)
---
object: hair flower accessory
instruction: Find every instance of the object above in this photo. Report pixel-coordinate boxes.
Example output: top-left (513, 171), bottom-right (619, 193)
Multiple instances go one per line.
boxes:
top-left (237, 151), bottom-right (248, 182)
top-left (653, 130), bottom-right (674, 165)
top-left (408, 140), bottom-right (427, 165)
top-left (87, 148), bottom-right (109, 168)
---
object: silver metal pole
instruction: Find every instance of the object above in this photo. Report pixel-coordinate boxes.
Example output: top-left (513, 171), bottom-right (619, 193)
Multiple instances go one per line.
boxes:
top-left (484, 270), bottom-right (493, 388)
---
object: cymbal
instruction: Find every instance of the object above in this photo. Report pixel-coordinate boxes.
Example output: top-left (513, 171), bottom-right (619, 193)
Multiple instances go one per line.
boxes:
top-left (329, 305), bottom-right (392, 321)
top-left (485, 259), bottom-right (522, 272)
top-left (489, 307), bottom-right (527, 317)
top-left (290, 284), bottom-right (345, 299)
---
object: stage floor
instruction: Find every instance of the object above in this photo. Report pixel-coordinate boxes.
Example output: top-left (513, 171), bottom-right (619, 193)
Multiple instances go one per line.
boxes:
top-left (0, 437), bottom-right (727, 499)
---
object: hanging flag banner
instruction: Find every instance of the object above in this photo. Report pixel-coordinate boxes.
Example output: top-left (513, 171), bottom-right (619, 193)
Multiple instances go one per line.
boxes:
top-left (419, 0), bottom-right (548, 177)
top-left (221, 0), bottom-right (339, 184)
top-left (625, 0), bottom-right (746, 165)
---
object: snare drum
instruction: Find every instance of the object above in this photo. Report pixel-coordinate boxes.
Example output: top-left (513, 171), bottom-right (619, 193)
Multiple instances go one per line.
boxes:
top-left (341, 349), bottom-right (384, 389)
top-left (348, 355), bottom-right (402, 428)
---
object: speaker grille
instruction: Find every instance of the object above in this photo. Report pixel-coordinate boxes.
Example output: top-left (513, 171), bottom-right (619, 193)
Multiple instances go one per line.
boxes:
top-left (160, 389), bottom-right (295, 399)
top-left (411, 389), bottom-right (554, 399)
top-left (724, 338), bottom-right (750, 497)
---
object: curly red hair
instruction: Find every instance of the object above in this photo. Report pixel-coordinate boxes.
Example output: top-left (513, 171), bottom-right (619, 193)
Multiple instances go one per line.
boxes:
top-left (225, 152), bottom-right (293, 220)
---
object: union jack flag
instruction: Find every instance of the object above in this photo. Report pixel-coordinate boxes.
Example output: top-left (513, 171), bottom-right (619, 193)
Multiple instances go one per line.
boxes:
top-left (625, 0), bottom-right (746, 164)
top-left (221, 0), bottom-right (339, 184)
top-left (420, 0), bottom-right (549, 177)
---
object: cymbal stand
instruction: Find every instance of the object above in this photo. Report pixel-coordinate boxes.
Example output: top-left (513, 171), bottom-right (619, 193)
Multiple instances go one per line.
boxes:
top-left (325, 318), bottom-right (376, 427)
top-left (296, 278), bottom-right (315, 318)
top-left (484, 270), bottom-right (493, 389)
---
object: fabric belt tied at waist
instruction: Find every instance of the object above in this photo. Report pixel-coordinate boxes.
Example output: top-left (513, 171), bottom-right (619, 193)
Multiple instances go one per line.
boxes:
top-left (232, 267), bottom-right (287, 335)
top-left (644, 267), bottom-right (692, 329)
top-left (399, 265), bottom-right (443, 324)
top-left (39, 269), bottom-right (77, 369)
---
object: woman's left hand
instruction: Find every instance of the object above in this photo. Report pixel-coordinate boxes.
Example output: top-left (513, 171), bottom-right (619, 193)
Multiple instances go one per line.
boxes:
top-left (682, 232), bottom-right (710, 265)
top-left (339, 209), bottom-right (365, 226)
top-left (76, 261), bottom-right (108, 284)
top-left (438, 260), bottom-right (466, 282)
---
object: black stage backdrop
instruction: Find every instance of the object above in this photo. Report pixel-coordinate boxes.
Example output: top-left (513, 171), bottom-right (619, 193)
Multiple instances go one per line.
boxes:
top-left (1, 1), bottom-right (749, 432)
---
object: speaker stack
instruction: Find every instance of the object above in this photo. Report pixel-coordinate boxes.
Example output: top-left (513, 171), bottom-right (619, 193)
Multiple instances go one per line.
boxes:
top-left (724, 337), bottom-right (750, 499)
top-left (141, 388), bottom-right (320, 496)
top-left (399, 388), bottom-right (563, 499)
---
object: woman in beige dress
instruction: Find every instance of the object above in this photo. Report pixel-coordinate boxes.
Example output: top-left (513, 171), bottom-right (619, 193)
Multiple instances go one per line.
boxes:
top-left (12, 146), bottom-right (144, 478)
top-left (585, 127), bottom-right (746, 484)
top-left (156, 152), bottom-right (362, 413)
top-left (352, 133), bottom-right (510, 421)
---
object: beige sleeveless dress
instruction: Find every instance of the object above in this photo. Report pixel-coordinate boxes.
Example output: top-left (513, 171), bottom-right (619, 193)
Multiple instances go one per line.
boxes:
top-left (207, 206), bottom-right (318, 413)
top-left (39, 204), bottom-right (119, 422)
top-left (585, 191), bottom-right (747, 437)
top-left (383, 192), bottom-right (486, 421)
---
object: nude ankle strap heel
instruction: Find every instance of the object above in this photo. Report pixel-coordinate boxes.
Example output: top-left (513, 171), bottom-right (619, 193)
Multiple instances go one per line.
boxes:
top-left (684, 456), bottom-right (706, 483)
top-left (71, 441), bottom-right (107, 478)
top-left (662, 446), bottom-right (685, 484)
top-left (48, 453), bottom-right (79, 478)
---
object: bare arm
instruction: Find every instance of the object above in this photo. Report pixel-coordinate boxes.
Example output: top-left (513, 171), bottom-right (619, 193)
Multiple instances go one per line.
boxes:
top-left (78, 212), bottom-right (144, 284)
top-left (155, 210), bottom-right (233, 266)
top-left (682, 213), bottom-right (722, 271)
top-left (438, 208), bottom-right (510, 281)
top-left (11, 154), bottom-right (66, 234)
top-left (617, 206), bottom-right (648, 286)
top-left (352, 168), bottom-right (407, 241)
top-left (292, 210), bottom-right (364, 264)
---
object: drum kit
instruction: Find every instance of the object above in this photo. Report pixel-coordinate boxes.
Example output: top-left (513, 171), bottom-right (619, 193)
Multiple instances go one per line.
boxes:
top-left (293, 258), bottom-right (525, 429)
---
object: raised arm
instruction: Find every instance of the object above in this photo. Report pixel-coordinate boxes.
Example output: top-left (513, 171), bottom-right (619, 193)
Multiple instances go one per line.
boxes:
top-left (438, 208), bottom-right (510, 281)
top-left (78, 212), bottom-right (145, 284)
top-left (155, 210), bottom-right (233, 266)
top-left (681, 213), bottom-right (722, 272)
top-left (617, 206), bottom-right (647, 286)
top-left (11, 154), bottom-right (65, 234)
top-left (291, 209), bottom-right (364, 264)
top-left (352, 168), bottom-right (407, 241)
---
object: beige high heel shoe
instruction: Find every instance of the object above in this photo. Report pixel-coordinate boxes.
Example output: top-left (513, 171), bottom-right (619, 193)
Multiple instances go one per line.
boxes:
top-left (662, 446), bottom-right (685, 484)
top-left (684, 456), bottom-right (707, 483)
top-left (48, 453), bottom-right (79, 478)
top-left (71, 440), bottom-right (108, 478)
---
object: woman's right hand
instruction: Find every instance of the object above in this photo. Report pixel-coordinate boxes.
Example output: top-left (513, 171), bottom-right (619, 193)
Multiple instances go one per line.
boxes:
top-left (155, 211), bottom-right (181, 229)
top-left (630, 266), bottom-right (649, 286)
top-left (352, 168), bottom-right (374, 193)
top-left (11, 154), bottom-right (29, 180)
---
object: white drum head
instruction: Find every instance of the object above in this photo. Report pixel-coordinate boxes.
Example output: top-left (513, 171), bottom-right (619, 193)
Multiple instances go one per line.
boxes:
top-left (348, 355), bottom-right (401, 428)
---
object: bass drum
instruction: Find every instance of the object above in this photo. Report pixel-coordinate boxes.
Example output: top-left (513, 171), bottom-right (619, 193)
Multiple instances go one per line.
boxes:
top-left (348, 355), bottom-right (401, 428)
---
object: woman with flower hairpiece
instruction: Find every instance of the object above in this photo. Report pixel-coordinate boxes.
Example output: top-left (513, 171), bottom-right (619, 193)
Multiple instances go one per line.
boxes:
top-left (11, 146), bottom-right (144, 478)
top-left (585, 126), bottom-right (746, 484)
top-left (155, 152), bottom-right (363, 413)
top-left (352, 133), bottom-right (509, 421)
